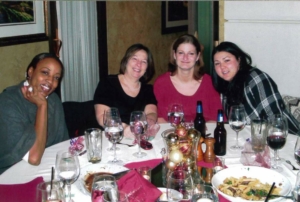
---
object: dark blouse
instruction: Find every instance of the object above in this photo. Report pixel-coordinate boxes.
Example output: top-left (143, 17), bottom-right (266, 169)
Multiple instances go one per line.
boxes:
top-left (93, 75), bottom-right (157, 124)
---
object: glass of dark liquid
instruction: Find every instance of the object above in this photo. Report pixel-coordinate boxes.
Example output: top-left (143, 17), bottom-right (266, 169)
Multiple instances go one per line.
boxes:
top-left (267, 114), bottom-right (288, 172)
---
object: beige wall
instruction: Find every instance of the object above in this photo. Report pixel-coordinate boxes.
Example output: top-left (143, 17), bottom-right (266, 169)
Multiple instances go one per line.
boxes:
top-left (0, 41), bottom-right (49, 92)
top-left (0, 1), bottom-right (185, 93)
top-left (106, 1), bottom-right (186, 84)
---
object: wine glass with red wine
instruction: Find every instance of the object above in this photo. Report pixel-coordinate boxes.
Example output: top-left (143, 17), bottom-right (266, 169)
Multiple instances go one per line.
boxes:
top-left (267, 114), bottom-right (288, 172)
top-left (130, 111), bottom-right (148, 158)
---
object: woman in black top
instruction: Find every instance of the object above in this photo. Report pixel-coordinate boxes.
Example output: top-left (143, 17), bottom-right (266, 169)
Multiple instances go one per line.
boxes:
top-left (94, 44), bottom-right (157, 137)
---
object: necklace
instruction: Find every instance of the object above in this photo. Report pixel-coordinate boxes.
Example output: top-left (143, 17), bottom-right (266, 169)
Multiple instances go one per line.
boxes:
top-left (122, 75), bottom-right (141, 91)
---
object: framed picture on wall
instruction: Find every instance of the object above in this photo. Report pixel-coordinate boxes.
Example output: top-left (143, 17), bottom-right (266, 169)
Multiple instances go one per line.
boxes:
top-left (161, 1), bottom-right (188, 35)
top-left (0, 1), bottom-right (48, 47)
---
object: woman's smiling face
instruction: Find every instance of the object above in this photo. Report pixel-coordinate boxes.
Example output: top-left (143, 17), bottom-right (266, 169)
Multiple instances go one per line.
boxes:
top-left (28, 58), bottom-right (62, 97)
top-left (174, 43), bottom-right (200, 71)
top-left (213, 51), bottom-right (240, 82)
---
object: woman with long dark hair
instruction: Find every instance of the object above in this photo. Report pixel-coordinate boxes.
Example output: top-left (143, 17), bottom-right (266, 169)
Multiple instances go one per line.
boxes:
top-left (211, 41), bottom-right (299, 135)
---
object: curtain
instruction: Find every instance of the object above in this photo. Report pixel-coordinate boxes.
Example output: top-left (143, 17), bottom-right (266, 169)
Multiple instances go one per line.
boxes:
top-left (56, 1), bottom-right (99, 102)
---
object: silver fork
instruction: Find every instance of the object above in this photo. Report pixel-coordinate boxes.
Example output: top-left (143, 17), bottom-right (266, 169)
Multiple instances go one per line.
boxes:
top-left (286, 160), bottom-right (299, 170)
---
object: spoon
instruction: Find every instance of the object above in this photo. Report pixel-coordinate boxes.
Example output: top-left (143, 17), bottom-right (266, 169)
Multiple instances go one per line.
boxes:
top-left (286, 160), bottom-right (299, 170)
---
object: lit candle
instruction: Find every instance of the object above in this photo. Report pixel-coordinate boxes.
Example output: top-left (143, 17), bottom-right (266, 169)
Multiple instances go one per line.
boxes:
top-left (142, 174), bottom-right (150, 181)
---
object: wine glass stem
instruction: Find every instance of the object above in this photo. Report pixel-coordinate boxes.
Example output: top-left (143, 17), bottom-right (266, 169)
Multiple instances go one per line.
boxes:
top-left (235, 131), bottom-right (239, 147)
top-left (137, 135), bottom-right (141, 154)
top-left (67, 184), bottom-right (72, 202)
top-left (113, 143), bottom-right (117, 161)
top-left (274, 150), bottom-right (278, 169)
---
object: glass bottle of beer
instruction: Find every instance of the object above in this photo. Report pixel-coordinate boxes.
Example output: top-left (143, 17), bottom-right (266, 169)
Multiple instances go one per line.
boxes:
top-left (214, 109), bottom-right (227, 156)
top-left (194, 101), bottom-right (206, 139)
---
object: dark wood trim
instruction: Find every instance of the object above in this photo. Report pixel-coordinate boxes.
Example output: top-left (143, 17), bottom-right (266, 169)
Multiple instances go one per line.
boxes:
top-left (161, 1), bottom-right (188, 35)
top-left (0, 34), bottom-right (48, 47)
top-left (97, 1), bottom-right (108, 81)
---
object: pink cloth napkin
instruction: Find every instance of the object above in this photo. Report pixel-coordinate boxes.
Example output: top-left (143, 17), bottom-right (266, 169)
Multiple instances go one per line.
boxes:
top-left (0, 177), bottom-right (44, 202)
top-left (117, 170), bottom-right (162, 202)
top-left (124, 158), bottom-right (162, 170)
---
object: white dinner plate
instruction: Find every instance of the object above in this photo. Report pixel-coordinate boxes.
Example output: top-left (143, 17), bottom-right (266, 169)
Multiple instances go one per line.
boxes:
top-left (76, 163), bottom-right (129, 195)
top-left (156, 187), bottom-right (183, 202)
top-left (211, 166), bottom-right (292, 202)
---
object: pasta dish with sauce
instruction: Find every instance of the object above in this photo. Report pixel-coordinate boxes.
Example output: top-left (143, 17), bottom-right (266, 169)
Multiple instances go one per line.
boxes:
top-left (218, 176), bottom-right (281, 200)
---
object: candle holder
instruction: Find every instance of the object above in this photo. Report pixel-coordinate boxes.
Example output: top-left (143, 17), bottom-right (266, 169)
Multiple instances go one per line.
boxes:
top-left (162, 123), bottom-right (203, 190)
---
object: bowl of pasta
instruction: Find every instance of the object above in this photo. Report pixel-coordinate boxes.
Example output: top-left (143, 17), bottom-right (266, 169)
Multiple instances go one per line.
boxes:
top-left (211, 166), bottom-right (292, 202)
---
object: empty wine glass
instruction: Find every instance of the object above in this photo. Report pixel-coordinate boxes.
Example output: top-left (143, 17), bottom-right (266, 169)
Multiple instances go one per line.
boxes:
top-left (130, 111), bottom-right (148, 158)
top-left (104, 116), bottom-right (124, 164)
top-left (104, 107), bottom-right (121, 152)
top-left (91, 174), bottom-right (118, 202)
top-left (267, 114), bottom-right (288, 172)
top-left (168, 103), bottom-right (184, 127)
top-left (191, 185), bottom-right (218, 202)
top-left (228, 105), bottom-right (246, 150)
top-left (55, 150), bottom-right (80, 202)
top-left (167, 170), bottom-right (194, 201)
top-left (103, 191), bottom-right (129, 202)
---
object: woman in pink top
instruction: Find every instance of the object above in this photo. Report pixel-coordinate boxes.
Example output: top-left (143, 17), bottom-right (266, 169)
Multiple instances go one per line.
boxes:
top-left (154, 34), bottom-right (224, 123)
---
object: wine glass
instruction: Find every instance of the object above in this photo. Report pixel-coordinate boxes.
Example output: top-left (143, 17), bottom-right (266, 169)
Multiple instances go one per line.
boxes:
top-left (55, 150), bottom-right (80, 202)
top-left (130, 111), bottom-right (148, 158)
top-left (228, 105), bottom-right (246, 150)
top-left (167, 170), bottom-right (194, 201)
top-left (91, 174), bottom-right (118, 202)
top-left (104, 116), bottom-right (124, 164)
top-left (294, 136), bottom-right (300, 165)
top-left (267, 114), bottom-right (288, 172)
top-left (168, 103), bottom-right (184, 127)
top-left (268, 114), bottom-right (288, 163)
top-left (104, 107), bottom-right (121, 152)
top-left (103, 191), bottom-right (129, 202)
top-left (191, 185), bottom-right (218, 202)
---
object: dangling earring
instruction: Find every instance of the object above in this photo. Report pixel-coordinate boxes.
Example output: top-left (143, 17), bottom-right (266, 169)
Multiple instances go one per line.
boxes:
top-left (23, 80), bottom-right (29, 87)
top-left (23, 72), bottom-right (30, 87)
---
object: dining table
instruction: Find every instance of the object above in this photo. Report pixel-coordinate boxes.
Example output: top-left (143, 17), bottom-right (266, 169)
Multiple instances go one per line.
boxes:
top-left (0, 123), bottom-right (298, 201)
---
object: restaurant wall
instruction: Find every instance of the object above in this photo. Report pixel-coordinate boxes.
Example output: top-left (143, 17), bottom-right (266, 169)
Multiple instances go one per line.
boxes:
top-left (0, 1), bottom-right (185, 93)
top-left (106, 1), bottom-right (186, 84)
top-left (0, 41), bottom-right (49, 92)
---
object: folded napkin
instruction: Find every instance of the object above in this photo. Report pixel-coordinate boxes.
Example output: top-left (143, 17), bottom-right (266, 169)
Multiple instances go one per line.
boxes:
top-left (0, 177), bottom-right (44, 201)
top-left (117, 170), bottom-right (162, 202)
top-left (197, 160), bottom-right (213, 168)
top-left (124, 158), bottom-right (162, 170)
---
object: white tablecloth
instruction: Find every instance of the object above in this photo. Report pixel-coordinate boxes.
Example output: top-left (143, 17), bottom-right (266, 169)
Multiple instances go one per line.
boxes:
top-left (0, 123), bottom-right (297, 201)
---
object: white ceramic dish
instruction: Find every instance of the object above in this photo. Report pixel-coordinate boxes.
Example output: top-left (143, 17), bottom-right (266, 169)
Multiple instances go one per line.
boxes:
top-left (211, 166), bottom-right (292, 202)
top-left (76, 163), bottom-right (129, 195)
top-left (157, 187), bottom-right (183, 202)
